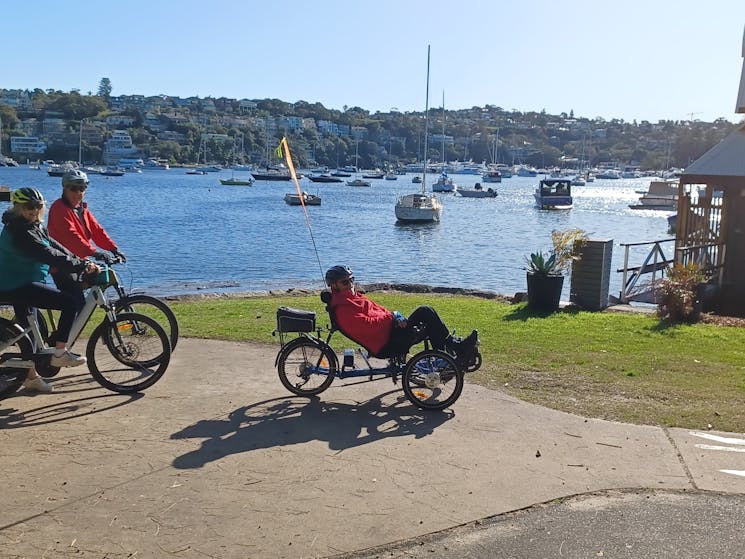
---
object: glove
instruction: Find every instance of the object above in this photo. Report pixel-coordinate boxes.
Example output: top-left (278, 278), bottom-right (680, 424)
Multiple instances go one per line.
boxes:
top-left (93, 250), bottom-right (116, 265)
top-left (111, 249), bottom-right (127, 263)
top-left (392, 311), bottom-right (406, 325)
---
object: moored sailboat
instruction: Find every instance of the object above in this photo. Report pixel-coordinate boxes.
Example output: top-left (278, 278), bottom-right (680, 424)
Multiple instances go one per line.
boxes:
top-left (395, 46), bottom-right (442, 223)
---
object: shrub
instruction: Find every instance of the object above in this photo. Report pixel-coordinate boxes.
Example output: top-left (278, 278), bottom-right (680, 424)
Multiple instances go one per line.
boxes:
top-left (656, 263), bottom-right (707, 323)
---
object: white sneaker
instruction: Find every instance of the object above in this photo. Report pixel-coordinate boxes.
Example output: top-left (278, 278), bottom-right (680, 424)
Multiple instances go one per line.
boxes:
top-left (50, 350), bottom-right (87, 368)
top-left (23, 376), bottom-right (54, 393)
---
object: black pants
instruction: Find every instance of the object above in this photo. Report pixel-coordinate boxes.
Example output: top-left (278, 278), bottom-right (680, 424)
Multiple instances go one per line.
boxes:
top-left (0, 281), bottom-right (85, 344)
top-left (386, 305), bottom-right (450, 354)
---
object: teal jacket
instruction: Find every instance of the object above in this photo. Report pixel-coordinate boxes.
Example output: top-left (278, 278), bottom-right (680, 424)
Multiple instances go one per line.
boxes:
top-left (0, 209), bottom-right (87, 291)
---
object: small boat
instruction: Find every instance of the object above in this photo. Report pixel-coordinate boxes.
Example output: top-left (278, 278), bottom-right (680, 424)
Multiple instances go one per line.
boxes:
top-left (307, 174), bottom-right (343, 183)
top-left (629, 180), bottom-right (679, 210)
top-left (251, 170), bottom-right (292, 181)
top-left (534, 178), bottom-right (573, 209)
top-left (284, 191), bottom-right (321, 206)
top-left (458, 184), bottom-right (496, 198)
top-left (101, 166), bottom-right (125, 177)
top-left (412, 176), bottom-right (422, 184)
top-left (432, 172), bottom-right (457, 192)
top-left (220, 177), bottom-right (254, 186)
top-left (347, 177), bottom-right (371, 187)
top-left (186, 169), bottom-right (207, 175)
top-left (384, 171), bottom-right (398, 180)
top-left (482, 170), bottom-right (502, 183)
top-left (362, 170), bottom-right (384, 179)
top-left (47, 163), bottom-right (76, 177)
top-left (571, 175), bottom-right (586, 186)
top-left (330, 169), bottom-right (352, 177)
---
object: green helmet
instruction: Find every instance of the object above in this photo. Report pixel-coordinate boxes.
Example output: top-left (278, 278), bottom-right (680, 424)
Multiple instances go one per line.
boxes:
top-left (11, 187), bottom-right (46, 206)
top-left (62, 169), bottom-right (89, 188)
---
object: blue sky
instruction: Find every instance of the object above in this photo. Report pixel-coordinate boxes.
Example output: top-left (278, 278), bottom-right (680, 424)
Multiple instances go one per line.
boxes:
top-left (5, 0), bottom-right (745, 123)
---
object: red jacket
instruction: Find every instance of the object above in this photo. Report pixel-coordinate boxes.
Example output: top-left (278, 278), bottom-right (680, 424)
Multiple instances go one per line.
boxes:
top-left (330, 289), bottom-right (394, 355)
top-left (47, 198), bottom-right (118, 258)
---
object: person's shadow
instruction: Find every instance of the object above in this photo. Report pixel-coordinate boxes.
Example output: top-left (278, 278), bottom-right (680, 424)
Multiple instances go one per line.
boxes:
top-left (170, 391), bottom-right (454, 469)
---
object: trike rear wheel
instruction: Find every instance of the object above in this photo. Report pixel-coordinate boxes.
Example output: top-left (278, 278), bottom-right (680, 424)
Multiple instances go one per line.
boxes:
top-left (402, 350), bottom-right (463, 410)
top-left (277, 337), bottom-right (336, 396)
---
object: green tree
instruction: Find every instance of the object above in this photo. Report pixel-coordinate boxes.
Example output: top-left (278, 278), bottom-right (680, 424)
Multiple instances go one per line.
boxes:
top-left (98, 78), bottom-right (112, 100)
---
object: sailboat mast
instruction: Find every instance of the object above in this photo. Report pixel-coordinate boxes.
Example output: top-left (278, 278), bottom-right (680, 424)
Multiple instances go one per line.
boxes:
top-left (421, 45), bottom-right (431, 193)
top-left (441, 90), bottom-right (445, 167)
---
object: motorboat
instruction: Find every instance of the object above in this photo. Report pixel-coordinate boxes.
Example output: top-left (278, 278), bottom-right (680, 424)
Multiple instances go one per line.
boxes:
top-left (346, 177), bottom-right (371, 187)
top-left (362, 170), bottom-right (384, 179)
top-left (394, 46), bottom-right (442, 224)
top-left (186, 169), bottom-right (207, 175)
top-left (595, 169), bottom-right (621, 179)
top-left (458, 184), bottom-right (496, 198)
top-left (251, 169), bottom-right (292, 181)
top-left (101, 166), bottom-right (125, 177)
top-left (432, 172), bottom-right (457, 192)
top-left (384, 171), bottom-right (398, 180)
top-left (629, 180), bottom-right (679, 210)
top-left (482, 169), bottom-right (502, 183)
top-left (412, 176), bottom-right (422, 184)
top-left (47, 162), bottom-right (76, 177)
top-left (571, 175), bottom-right (586, 186)
top-left (307, 173), bottom-right (343, 183)
top-left (534, 178), bottom-right (573, 209)
top-left (220, 177), bottom-right (254, 186)
top-left (284, 191), bottom-right (321, 206)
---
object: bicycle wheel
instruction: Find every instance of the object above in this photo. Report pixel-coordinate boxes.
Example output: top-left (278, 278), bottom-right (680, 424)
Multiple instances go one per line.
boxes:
top-left (0, 320), bottom-right (32, 399)
top-left (277, 337), bottom-right (336, 396)
top-left (402, 350), bottom-right (464, 410)
top-left (86, 312), bottom-right (171, 394)
top-left (114, 294), bottom-right (179, 351)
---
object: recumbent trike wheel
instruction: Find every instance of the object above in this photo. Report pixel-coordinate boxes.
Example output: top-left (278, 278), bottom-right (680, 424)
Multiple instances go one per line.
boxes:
top-left (402, 349), bottom-right (464, 410)
top-left (277, 337), bottom-right (337, 396)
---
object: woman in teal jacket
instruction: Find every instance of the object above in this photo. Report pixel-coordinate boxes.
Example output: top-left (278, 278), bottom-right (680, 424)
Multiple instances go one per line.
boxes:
top-left (0, 188), bottom-right (100, 393)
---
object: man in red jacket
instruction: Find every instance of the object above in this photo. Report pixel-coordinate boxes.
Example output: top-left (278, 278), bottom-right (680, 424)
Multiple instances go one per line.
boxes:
top-left (326, 265), bottom-right (477, 361)
top-left (48, 170), bottom-right (126, 265)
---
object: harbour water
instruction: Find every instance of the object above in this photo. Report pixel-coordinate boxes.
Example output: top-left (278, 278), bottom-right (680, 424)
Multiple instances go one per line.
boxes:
top-left (0, 167), bottom-right (673, 300)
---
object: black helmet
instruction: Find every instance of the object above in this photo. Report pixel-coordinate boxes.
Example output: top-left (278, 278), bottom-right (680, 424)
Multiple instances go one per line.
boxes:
top-left (325, 265), bottom-right (353, 285)
top-left (62, 169), bottom-right (89, 188)
top-left (11, 187), bottom-right (46, 206)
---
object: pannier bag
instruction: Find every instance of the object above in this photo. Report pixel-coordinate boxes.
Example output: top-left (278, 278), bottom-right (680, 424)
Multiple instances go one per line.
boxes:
top-left (276, 307), bottom-right (316, 332)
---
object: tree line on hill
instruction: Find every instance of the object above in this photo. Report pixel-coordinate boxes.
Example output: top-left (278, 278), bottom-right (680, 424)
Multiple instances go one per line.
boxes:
top-left (0, 85), bottom-right (739, 171)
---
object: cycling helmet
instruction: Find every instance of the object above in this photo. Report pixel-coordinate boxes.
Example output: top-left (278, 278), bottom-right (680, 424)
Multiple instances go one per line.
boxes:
top-left (11, 187), bottom-right (46, 206)
top-left (62, 169), bottom-right (89, 188)
top-left (325, 265), bottom-right (353, 285)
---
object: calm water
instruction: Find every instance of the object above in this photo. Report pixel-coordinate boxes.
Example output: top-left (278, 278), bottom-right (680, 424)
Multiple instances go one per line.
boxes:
top-left (0, 166), bottom-right (672, 299)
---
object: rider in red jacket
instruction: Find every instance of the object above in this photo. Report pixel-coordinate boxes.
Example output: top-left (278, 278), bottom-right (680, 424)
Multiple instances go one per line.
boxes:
top-left (47, 170), bottom-right (126, 263)
top-left (326, 265), bottom-right (478, 360)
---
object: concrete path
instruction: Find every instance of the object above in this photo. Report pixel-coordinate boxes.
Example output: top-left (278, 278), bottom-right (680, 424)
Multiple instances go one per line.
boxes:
top-left (1, 338), bottom-right (743, 558)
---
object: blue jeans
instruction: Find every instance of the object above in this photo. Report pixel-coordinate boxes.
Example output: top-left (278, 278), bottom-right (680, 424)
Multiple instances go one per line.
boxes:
top-left (0, 282), bottom-right (85, 344)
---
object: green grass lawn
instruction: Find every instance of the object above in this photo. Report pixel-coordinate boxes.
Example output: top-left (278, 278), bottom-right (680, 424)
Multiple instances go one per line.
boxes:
top-left (168, 292), bottom-right (745, 432)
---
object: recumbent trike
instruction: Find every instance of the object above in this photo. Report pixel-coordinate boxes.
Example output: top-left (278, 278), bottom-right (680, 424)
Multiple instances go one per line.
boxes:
top-left (273, 291), bottom-right (482, 410)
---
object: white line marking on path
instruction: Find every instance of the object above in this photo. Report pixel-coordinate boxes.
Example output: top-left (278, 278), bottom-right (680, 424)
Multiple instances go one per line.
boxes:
top-left (689, 432), bottom-right (745, 445)
top-left (694, 444), bottom-right (745, 453)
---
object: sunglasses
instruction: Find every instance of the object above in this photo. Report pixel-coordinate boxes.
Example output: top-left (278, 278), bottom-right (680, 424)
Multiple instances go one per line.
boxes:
top-left (339, 277), bottom-right (355, 286)
top-left (66, 185), bottom-right (87, 192)
top-left (23, 202), bottom-right (44, 210)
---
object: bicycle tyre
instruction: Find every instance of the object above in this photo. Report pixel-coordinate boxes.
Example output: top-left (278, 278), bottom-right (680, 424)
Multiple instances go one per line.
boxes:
top-left (0, 320), bottom-right (33, 399)
top-left (402, 350), bottom-right (464, 410)
top-left (277, 337), bottom-right (336, 396)
top-left (86, 312), bottom-right (171, 394)
top-left (114, 294), bottom-right (179, 351)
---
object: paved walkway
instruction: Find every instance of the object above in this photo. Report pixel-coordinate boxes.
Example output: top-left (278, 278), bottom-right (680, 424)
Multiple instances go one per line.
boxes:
top-left (1, 338), bottom-right (744, 558)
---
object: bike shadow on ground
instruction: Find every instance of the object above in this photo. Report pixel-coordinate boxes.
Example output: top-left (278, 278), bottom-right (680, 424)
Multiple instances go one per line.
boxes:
top-left (0, 371), bottom-right (143, 429)
top-left (170, 391), bottom-right (454, 470)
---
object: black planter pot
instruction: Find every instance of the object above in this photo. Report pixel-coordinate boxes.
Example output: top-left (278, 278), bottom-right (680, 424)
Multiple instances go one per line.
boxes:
top-left (527, 273), bottom-right (564, 312)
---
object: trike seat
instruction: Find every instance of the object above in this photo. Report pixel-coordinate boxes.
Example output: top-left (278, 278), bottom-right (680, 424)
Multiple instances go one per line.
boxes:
top-left (320, 290), bottom-right (425, 360)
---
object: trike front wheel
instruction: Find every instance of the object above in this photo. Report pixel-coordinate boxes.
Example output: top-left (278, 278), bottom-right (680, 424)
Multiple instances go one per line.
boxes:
top-left (402, 350), bottom-right (463, 410)
top-left (277, 337), bottom-right (336, 396)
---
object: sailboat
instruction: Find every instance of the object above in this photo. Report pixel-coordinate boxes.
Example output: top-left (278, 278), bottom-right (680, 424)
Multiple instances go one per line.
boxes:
top-left (346, 138), bottom-right (371, 186)
top-left (394, 46), bottom-right (443, 223)
top-left (431, 92), bottom-right (456, 193)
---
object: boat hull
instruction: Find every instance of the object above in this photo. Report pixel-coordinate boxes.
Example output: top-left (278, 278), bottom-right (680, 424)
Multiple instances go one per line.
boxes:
top-left (395, 194), bottom-right (442, 222)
